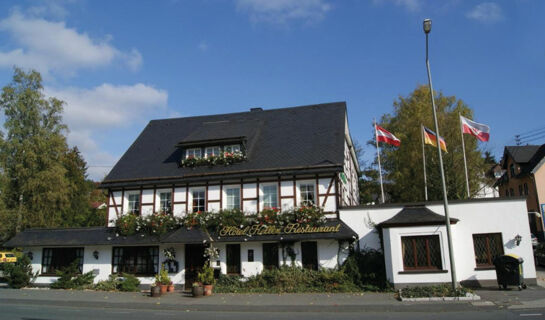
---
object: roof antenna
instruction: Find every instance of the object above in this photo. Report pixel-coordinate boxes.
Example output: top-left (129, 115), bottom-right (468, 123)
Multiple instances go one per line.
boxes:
top-left (514, 134), bottom-right (521, 146)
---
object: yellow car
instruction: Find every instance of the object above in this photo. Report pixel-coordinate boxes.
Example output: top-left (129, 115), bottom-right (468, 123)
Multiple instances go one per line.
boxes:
top-left (0, 252), bottom-right (17, 263)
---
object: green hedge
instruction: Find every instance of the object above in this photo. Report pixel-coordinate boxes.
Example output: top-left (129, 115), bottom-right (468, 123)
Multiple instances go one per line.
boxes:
top-left (400, 284), bottom-right (471, 298)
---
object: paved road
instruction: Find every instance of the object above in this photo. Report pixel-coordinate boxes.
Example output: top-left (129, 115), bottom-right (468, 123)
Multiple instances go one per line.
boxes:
top-left (1, 300), bottom-right (544, 320)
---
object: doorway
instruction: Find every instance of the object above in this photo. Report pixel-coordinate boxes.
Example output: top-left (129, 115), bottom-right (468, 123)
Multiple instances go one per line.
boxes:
top-left (185, 244), bottom-right (205, 290)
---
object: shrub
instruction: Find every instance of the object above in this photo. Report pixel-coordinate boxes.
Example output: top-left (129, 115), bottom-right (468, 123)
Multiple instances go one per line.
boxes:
top-left (400, 284), bottom-right (471, 298)
top-left (3, 255), bottom-right (36, 289)
top-left (197, 264), bottom-right (215, 285)
top-left (215, 266), bottom-right (360, 293)
top-left (50, 260), bottom-right (95, 289)
top-left (342, 249), bottom-right (391, 291)
top-left (94, 273), bottom-right (141, 292)
top-left (155, 266), bottom-right (171, 285)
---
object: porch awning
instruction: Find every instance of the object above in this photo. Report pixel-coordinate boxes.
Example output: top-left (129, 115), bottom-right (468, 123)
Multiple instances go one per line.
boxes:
top-left (377, 206), bottom-right (458, 229)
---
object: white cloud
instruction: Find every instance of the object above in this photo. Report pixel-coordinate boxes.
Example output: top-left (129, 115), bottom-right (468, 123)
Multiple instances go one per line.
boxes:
top-left (466, 2), bottom-right (503, 23)
top-left (236, 0), bottom-right (331, 25)
top-left (45, 83), bottom-right (169, 180)
top-left (0, 10), bottom-right (142, 76)
top-left (373, 0), bottom-right (421, 12)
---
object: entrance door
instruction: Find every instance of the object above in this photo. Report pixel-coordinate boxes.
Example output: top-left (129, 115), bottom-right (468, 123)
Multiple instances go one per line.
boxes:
top-left (301, 241), bottom-right (318, 270)
top-left (185, 244), bottom-right (205, 290)
top-left (226, 244), bottom-right (241, 275)
top-left (262, 243), bottom-right (279, 270)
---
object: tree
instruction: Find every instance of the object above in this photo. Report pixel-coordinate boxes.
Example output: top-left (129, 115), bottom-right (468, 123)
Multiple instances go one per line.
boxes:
top-left (369, 85), bottom-right (487, 203)
top-left (0, 68), bottom-right (102, 242)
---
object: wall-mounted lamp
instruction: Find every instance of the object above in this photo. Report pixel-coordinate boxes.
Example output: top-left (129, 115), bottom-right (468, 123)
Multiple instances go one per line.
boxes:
top-left (515, 234), bottom-right (522, 246)
top-left (26, 252), bottom-right (33, 261)
top-left (93, 250), bottom-right (99, 260)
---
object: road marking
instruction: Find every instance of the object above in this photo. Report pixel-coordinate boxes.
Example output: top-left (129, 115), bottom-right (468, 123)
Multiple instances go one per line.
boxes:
top-left (520, 314), bottom-right (543, 317)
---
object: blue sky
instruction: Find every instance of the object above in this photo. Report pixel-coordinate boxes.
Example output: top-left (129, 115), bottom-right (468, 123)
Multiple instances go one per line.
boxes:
top-left (0, 0), bottom-right (543, 180)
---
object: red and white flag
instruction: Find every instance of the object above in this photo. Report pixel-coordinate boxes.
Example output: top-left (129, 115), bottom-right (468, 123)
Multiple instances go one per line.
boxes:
top-left (375, 124), bottom-right (401, 147)
top-left (460, 115), bottom-right (490, 142)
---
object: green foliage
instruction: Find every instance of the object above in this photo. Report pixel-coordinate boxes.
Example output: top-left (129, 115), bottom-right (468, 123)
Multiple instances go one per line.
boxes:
top-left (400, 284), bottom-right (471, 298)
top-left (366, 85), bottom-right (488, 202)
top-left (155, 266), bottom-right (171, 285)
top-left (180, 151), bottom-right (246, 167)
top-left (93, 273), bottom-right (141, 292)
top-left (198, 264), bottom-right (215, 285)
top-left (50, 260), bottom-right (95, 289)
top-left (341, 249), bottom-right (391, 291)
top-left (94, 275), bottom-right (120, 291)
top-left (3, 255), bottom-right (36, 288)
top-left (215, 266), bottom-right (360, 293)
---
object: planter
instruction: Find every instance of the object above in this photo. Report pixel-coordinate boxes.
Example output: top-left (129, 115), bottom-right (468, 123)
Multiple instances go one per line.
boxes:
top-left (203, 284), bottom-right (213, 296)
top-left (150, 286), bottom-right (161, 298)
top-left (167, 284), bottom-right (175, 292)
top-left (160, 284), bottom-right (168, 294)
top-left (192, 285), bottom-right (204, 297)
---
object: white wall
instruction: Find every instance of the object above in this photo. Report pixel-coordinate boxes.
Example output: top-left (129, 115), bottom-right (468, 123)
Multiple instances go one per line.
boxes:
top-left (340, 198), bottom-right (537, 287)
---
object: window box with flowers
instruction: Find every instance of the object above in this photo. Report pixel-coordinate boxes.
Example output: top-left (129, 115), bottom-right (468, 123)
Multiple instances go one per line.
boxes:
top-left (181, 151), bottom-right (246, 168)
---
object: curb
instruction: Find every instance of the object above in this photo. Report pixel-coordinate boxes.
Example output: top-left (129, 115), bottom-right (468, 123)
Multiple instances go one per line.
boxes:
top-left (399, 292), bottom-right (481, 302)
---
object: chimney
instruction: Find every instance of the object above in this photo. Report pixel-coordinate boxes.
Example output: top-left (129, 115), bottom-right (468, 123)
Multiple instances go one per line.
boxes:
top-left (250, 107), bottom-right (263, 112)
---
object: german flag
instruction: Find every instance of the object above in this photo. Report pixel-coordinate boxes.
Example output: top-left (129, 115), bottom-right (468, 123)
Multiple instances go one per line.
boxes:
top-left (423, 126), bottom-right (447, 153)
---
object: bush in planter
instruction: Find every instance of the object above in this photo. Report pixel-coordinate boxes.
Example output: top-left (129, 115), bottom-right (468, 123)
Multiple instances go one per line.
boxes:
top-left (197, 264), bottom-right (215, 285)
top-left (3, 255), bottom-right (37, 289)
top-left (400, 284), bottom-right (471, 298)
top-left (50, 260), bottom-right (95, 289)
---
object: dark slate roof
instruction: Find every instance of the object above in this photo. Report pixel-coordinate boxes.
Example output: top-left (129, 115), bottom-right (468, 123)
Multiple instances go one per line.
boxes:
top-left (4, 220), bottom-right (358, 247)
top-left (501, 144), bottom-right (545, 177)
top-left (377, 206), bottom-right (458, 228)
top-left (3, 227), bottom-right (162, 247)
top-left (162, 219), bottom-right (358, 244)
top-left (101, 102), bottom-right (347, 188)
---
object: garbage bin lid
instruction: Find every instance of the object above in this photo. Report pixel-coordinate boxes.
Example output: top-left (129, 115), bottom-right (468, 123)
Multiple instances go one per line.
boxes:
top-left (506, 253), bottom-right (524, 263)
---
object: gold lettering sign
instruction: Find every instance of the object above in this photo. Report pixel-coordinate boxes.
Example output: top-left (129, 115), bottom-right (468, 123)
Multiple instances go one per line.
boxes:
top-left (218, 223), bottom-right (341, 237)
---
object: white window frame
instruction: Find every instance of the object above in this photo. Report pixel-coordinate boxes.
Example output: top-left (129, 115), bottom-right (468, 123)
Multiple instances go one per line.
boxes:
top-left (191, 188), bottom-right (206, 213)
top-left (159, 191), bottom-right (172, 214)
top-left (261, 183), bottom-right (278, 209)
top-left (186, 148), bottom-right (201, 159)
top-left (205, 146), bottom-right (221, 158)
top-left (298, 182), bottom-right (316, 206)
top-left (224, 186), bottom-right (241, 210)
top-left (224, 144), bottom-right (241, 154)
top-left (127, 192), bottom-right (140, 215)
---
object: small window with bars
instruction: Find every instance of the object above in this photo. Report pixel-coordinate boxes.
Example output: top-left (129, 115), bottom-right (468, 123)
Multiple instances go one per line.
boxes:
top-left (159, 192), bottom-right (172, 214)
top-left (473, 233), bottom-right (504, 268)
top-left (112, 246), bottom-right (159, 275)
top-left (42, 248), bottom-right (84, 275)
top-left (205, 146), bottom-right (221, 158)
top-left (192, 189), bottom-right (205, 212)
top-left (186, 148), bottom-right (202, 159)
top-left (299, 183), bottom-right (315, 206)
top-left (262, 184), bottom-right (278, 209)
top-left (401, 235), bottom-right (442, 271)
top-left (225, 187), bottom-right (240, 210)
top-left (128, 193), bottom-right (140, 215)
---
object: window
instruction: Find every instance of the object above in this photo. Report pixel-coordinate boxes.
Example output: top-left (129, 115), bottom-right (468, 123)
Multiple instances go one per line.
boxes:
top-left (247, 249), bottom-right (254, 262)
top-left (205, 146), bottom-right (221, 158)
top-left (301, 241), bottom-right (318, 270)
top-left (192, 189), bottom-right (205, 213)
top-left (128, 193), bottom-right (140, 215)
top-left (226, 244), bottom-right (241, 274)
top-left (262, 184), bottom-right (278, 209)
top-left (224, 144), bottom-right (241, 153)
top-left (401, 235), bottom-right (442, 270)
top-left (519, 185), bottom-right (523, 196)
top-left (299, 183), bottom-right (315, 206)
top-left (510, 164), bottom-right (516, 177)
top-left (524, 183), bottom-right (529, 195)
top-left (473, 233), bottom-right (504, 268)
top-left (112, 246), bottom-right (159, 275)
top-left (186, 148), bottom-right (201, 159)
top-left (42, 248), bottom-right (83, 275)
top-left (159, 192), bottom-right (172, 214)
top-left (225, 187), bottom-right (240, 210)
top-left (263, 243), bottom-right (279, 270)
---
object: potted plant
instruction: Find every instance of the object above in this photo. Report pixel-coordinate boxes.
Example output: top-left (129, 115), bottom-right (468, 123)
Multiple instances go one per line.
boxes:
top-left (167, 281), bottom-right (175, 292)
top-left (198, 264), bottom-right (216, 296)
top-left (155, 267), bottom-right (171, 294)
top-left (192, 282), bottom-right (203, 297)
top-left (150, 284), bottom-right (161, 297)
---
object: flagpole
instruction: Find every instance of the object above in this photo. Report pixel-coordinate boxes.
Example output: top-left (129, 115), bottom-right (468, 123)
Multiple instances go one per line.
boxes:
top-left (374, 119), bottom-right (386, 204)
top-left (421, 124), bottom-right (428, 201)
top-left (459, 113), bottom-right (470, 198)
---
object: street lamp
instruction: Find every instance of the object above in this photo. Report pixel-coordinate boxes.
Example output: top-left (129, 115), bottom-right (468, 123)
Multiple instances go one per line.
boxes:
top-left (423, 18), bottom-right (458, 291)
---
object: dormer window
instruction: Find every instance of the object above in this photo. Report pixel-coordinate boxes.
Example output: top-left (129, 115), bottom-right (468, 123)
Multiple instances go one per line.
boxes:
top-left (186, 148), bottom-right (202, 159)
top-left (205, 146), bottom-right (221, 158)
top-left (224, 144), bottom-right (241, 153)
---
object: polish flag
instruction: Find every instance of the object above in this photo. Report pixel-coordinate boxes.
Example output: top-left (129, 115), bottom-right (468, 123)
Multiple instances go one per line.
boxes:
top-left (460, 115), bottom-right (490, 142)
top-left (376, 124), bottom-right (401, 147)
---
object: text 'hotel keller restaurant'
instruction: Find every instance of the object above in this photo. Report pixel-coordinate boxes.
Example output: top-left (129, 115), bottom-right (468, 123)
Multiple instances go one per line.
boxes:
top-left (4, 102), bottom-right (537, 288)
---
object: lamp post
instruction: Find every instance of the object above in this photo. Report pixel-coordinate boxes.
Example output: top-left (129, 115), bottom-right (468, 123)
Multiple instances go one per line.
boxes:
top-left (423, 18), bottom-right (457, 291)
